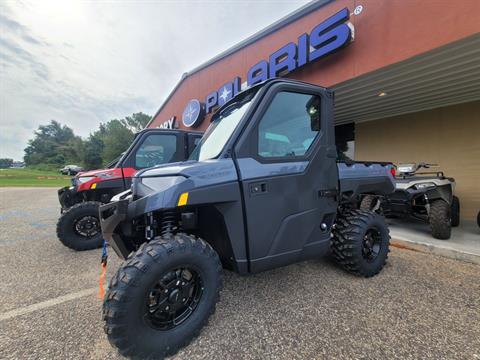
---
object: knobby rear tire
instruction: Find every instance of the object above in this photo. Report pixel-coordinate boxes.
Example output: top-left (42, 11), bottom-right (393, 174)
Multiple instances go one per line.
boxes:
top-left (429, 199), bottom-right (451, 239)
top-left (331, 209), bottom-right (390, 277)
top-left (451, 196), bottom-right (460, 227)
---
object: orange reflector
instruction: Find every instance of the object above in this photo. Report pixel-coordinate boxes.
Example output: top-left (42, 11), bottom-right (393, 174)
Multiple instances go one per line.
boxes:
top-left (178, 192), bottom-right (189, 206)
top-left (90, 183), bottom-right (97, 189)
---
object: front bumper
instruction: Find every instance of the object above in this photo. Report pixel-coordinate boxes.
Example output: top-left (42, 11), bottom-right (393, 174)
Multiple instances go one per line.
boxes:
top-left (99, 199), bottom-right (130, 259)
top-left (99, 188), bottom-right (175, 259)
top-left (58, 186), bottom-right (77, 209)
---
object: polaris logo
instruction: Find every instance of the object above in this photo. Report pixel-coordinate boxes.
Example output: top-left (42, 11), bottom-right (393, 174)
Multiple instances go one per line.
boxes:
top-left (247, 7), bottom-right (353, 87)
top-left (182, 7), bottom-right (354, 127)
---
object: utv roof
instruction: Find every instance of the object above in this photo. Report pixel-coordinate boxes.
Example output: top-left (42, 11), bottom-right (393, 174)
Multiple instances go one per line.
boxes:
top-left (133, 128), bottom-right (203, 136)
top-left (214, 78), bottom-right (330, 118)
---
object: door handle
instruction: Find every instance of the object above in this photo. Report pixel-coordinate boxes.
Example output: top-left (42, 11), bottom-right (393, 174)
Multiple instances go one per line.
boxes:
top-left (318, 189), bottom-right (338, 198)
top-left (250, 182), bottom-right (267, 195)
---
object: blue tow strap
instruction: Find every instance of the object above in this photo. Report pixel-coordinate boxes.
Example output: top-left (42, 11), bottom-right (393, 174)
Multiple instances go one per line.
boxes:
top-left (101, 239), bottom-right (108, 265)
top-left (98, 239), bottom-right (108, 299)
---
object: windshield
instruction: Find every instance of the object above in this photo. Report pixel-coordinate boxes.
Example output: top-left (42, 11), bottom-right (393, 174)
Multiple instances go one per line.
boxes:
top-left (106, 155), bottom-right (121, 168)
top-left (189, 92), bottom-right (256, 161)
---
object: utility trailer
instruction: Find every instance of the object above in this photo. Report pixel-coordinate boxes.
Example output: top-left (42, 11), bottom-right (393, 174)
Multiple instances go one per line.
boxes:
top-left (99, 79), bottom-right (395, 359)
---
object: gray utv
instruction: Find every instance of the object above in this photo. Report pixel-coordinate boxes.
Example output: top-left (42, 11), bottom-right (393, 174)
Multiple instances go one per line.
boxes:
top-left (99, 79), bottom-right (395, 359)
top-left (360, 162), bottom-right (460, 239)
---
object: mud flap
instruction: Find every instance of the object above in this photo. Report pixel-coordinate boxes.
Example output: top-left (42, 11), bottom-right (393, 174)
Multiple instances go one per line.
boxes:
top-left (99, 199), bottom-right (130, 259)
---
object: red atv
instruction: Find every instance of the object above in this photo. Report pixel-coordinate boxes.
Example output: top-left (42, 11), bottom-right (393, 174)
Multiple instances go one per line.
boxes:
top-left (56, 128), bottom-right (202, 251)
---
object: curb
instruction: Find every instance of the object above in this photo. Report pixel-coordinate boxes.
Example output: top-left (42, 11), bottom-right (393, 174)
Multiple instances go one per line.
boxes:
top-left (391, 238), bottom-right (480, 265)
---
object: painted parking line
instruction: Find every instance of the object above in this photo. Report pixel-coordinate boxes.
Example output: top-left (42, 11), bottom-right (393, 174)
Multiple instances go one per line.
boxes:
top-left (0, 288), bottom-right (97, 321)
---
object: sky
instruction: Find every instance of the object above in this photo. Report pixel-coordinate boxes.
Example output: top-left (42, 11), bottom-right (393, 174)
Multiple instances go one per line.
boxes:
top-left (0, 0), bottom-right (310, 160)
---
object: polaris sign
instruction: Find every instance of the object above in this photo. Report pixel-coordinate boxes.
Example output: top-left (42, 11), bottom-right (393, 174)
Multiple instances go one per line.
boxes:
top-left (182, 7), bottom-right (353, 128)
top-left (157, 116), bottom-right (176, 129)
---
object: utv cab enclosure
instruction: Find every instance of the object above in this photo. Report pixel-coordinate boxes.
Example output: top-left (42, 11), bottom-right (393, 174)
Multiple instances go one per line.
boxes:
top-left (100, 79), bottom-right (395, 359)
top-left (56, 129), bottom-right (202, 251)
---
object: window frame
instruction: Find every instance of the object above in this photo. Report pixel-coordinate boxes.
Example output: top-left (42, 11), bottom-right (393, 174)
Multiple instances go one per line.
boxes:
top-left (119, 131), bottom-right (183, 170)
top-left (133, 133), bottom-right (179, 169)
top-left (187, 133), bottom-right (203, 156)
top-left (252, 89), bottom-right (324, 164)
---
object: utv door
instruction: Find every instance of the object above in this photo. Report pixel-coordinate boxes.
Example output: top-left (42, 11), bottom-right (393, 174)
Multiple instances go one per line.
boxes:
top-left (119, 131), bottom-right (183, 188)
top-left (234, 83), bottom-right (338, 273)
top-left (186, 133), bottom-right (203, 156)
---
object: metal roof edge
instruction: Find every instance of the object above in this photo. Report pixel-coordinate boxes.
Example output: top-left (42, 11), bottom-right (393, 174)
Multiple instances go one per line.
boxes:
top-left (146, 0), bottom-right (333, 128)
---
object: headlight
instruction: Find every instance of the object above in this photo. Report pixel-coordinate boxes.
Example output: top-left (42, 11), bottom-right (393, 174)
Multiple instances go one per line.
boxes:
top-left (398, 165), bottom-right (416, 173)
top-left (77, 176), bottom-right (95, 184)
top-left (141, 176), bottom-right (186, 192)
top-left (415, 182), bottom-right (436, 190)
top-left (111, 189), bottom-right (132, 202)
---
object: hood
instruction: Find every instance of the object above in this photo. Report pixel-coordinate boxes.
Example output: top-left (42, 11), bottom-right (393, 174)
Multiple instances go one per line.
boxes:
top-left (135, 161), bottom-right (195, 178)
top-left (132, 159), bottom-right (238, 211)
top-left (76, 167), bottom-right (123, 179)
top-left (136, 160), bottom-right (237, 186)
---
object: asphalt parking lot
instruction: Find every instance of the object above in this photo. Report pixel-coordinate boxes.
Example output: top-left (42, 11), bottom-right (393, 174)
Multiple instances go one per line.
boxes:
top-left (0, 187), bottom-right (479, 360)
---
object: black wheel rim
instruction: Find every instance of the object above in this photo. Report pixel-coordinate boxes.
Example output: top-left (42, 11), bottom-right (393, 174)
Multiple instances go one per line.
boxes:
top-left (145, 267), bottom-right (204, 331)
top-left (362, 228), bottom-right (382, 262)
top-left (73, 216), bottom-right (100, 238)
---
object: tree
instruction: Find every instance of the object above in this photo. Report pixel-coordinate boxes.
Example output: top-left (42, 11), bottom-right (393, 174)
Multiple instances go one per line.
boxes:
top-left (0, 158), bottom-right (13, 168)
top-left (24, 120), bottom-right (83, 167)
top-left (101, 119), bottom-right (135, 164)
top-left (83, 125), bottom-right (106, 170)
top-left (120, 112), bottom-right (151, 133)
top-left (23, 113), bottom-right (152, 170)
top-left (81, 113), bottom-right (152, 168)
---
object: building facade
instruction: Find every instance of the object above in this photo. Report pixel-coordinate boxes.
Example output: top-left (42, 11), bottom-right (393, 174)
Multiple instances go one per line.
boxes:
top-left (148, 0), bottom-right (480, 219)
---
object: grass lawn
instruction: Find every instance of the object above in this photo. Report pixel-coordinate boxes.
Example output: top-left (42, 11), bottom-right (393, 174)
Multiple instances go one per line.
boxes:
top-left (0, 168), bottom-right (71, 187)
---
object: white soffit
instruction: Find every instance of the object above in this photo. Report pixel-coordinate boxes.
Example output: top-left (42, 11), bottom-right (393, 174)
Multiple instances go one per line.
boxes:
top-left (333, 33), bottom-right (480, 125)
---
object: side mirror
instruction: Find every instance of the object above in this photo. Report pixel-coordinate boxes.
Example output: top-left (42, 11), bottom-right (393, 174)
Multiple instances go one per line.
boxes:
top-left (306, 96), bottom-right (321, 131)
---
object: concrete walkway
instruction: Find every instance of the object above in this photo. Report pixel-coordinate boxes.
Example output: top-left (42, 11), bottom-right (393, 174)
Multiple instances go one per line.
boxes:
top-left (389, 218), bottom-right (480, 264)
